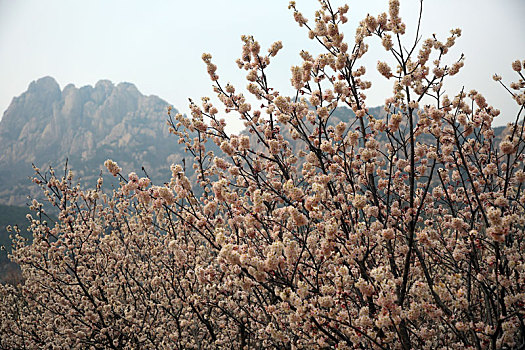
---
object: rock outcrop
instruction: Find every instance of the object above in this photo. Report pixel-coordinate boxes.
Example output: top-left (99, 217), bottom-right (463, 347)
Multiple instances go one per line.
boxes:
top-left (0, 77), bottom-right (183, 205)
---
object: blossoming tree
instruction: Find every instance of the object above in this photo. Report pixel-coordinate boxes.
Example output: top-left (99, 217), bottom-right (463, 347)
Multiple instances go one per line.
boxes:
top-left (1, 0), bottom-right (525, 348)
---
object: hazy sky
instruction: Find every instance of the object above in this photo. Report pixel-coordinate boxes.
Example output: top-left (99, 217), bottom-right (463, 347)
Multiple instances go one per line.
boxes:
top-left (1, 0), bottom-right (524, 133)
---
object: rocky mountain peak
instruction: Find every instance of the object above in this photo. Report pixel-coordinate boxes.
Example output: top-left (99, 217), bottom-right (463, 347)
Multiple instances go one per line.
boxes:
top-left (27, 76), bottom-right (61, 97)
top-left (0, 77), bottom-right (182, 206)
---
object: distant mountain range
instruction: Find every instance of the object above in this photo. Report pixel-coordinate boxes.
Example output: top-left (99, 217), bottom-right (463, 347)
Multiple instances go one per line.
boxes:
top-left (0, 76), bottom-right (509, 207)
top-left (0, 77), bottom-right (184, 206)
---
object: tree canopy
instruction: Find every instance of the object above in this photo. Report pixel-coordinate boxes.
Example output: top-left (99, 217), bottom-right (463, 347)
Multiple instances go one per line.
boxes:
top-left (1, 0), bottom-right (525, 349)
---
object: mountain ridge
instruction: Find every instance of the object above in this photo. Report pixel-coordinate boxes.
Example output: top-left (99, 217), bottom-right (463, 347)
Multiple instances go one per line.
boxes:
top-left (0, 77), bottom-right (509, 206)
top-left (0, 76), bottom-right (182, 205)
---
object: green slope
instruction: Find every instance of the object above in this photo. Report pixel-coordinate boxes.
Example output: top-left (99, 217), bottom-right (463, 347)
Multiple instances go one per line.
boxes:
top-left (0, 204), bottom-right (31, 284)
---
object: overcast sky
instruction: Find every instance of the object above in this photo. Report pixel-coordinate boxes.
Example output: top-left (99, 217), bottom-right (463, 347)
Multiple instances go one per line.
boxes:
top-left (1, 0), bottom-right (523, 133)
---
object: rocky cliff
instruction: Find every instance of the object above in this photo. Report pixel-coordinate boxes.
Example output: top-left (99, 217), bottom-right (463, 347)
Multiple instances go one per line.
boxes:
top-left (0, 77), bottom-right (183, 205)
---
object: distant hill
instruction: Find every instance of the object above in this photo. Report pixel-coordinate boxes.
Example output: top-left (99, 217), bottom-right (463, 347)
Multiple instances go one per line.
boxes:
top-left (0, 77), bottom-right (185, 206)
top-left (0, 204), bottom-right (31, 284)
top-left (0, 77), bottom-right (510, 208)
